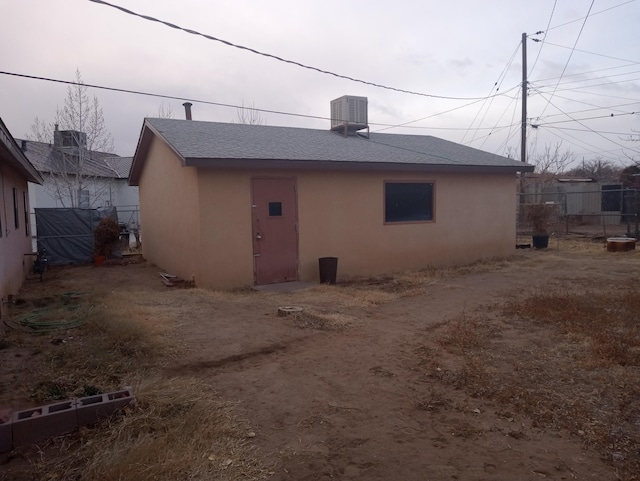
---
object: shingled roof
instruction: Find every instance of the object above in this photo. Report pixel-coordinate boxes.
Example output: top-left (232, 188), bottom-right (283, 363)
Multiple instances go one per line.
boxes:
top-left (0, 118), bottom-right (43, 184)
top-left (16, 139), bottom-right (132, 179)
top-left (130, 118), bottom-right (533, 185)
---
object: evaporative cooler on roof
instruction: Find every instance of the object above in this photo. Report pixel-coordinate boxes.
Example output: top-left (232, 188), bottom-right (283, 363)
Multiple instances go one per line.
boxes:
top-left (330, 96), bottom-right (368, 132)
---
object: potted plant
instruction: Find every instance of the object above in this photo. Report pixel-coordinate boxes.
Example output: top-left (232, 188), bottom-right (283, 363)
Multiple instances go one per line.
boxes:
top-left (93, 216), bottom-right (120, 266)
top-left (525, 203), bottom-right (554, 249)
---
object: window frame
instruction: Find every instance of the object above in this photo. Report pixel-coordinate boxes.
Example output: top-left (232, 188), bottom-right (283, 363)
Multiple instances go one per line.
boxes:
top-left (383, 180), bottom-right (435, 225)
top-left (12, 187), bottom-right (19, 229)
top-left (23, 190), bottom-right (29, 236)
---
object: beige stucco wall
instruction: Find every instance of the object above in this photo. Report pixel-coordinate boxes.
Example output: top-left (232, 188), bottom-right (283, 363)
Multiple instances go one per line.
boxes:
top-left (137, 137), bottom-right (201, 282)
top-left (196, 170), bottom-right (254, 288)
top-left (297, 170), bottom-right (516, 280)
top-left (0, 164), bottom-right (32, 318)
top-left (160, 167), bottom-right (516, 289)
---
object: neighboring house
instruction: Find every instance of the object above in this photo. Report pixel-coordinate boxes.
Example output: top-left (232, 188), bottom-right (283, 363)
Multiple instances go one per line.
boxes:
top-left (0, 117), bottom-right (43, 320)
top-left (16, 130), bottom-right (140, 235)
top-left (129, 98), bottom-right (533, 289)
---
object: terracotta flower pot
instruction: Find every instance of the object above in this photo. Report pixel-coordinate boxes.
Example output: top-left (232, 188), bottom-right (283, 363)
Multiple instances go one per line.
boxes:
top-left (93, 255), bottom-right (107, 267)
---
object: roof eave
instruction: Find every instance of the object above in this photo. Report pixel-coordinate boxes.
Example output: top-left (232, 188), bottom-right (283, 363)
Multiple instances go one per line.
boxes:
top-left (0, 118), bottom-right (44, 184)
top-left (184, 157), bottom-right (535, 174)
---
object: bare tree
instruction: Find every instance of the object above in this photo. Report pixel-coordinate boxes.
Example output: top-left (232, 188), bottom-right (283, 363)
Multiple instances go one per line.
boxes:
top-left (28, 69), bottom-right (116, 208)
top-left (518, 142), bottom-right (574, 203)
top-left (532, 142), bottom-right (574, 178)
top-left (156, 102), bottom-right (174, 119)
top-left (623, 129), bottom-right (639, 164)
top-left (234, 100), bottom-right (265, 125)
top-left (565, 157), bottom-right (620, 182)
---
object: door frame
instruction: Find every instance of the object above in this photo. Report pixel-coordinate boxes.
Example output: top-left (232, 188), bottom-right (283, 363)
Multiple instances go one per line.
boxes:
top-left (250, 176), bottom-right (300, 285)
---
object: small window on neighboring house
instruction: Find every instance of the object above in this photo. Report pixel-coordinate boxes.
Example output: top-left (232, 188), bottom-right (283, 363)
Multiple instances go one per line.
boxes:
top-left (601, 184), bottom-right (622, 212)
top-left (384, 182), bottom-right (434, 223)
top-left (23, 191), bottom-right (29, 236)
top-left (12, 188), bottom-right (19, 229)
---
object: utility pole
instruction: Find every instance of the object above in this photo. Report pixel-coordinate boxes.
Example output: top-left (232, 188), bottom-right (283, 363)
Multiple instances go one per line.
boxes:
top-left (521, 32), bottom-right (527, 164)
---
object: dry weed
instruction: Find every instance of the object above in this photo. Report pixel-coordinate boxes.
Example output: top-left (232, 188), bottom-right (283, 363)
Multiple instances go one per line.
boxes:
top-left (438, 313), bottom-right (487, 354)
top-left (292, 310), bottom-right (357, 330)
top-left (416, 288), bottom-right (640, 479)
top-left (340, 258), bottom-right (510, 297)
top-left (503, 289), bottom-right (640, 367)
top-left (31, 377), bottom-right (271, 481)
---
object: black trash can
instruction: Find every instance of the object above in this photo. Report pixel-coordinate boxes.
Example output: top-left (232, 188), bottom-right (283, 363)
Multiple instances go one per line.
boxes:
top-left (532, 235), bottom-right (549, 249)
top-left (318, 257), bottom-right (338, 285)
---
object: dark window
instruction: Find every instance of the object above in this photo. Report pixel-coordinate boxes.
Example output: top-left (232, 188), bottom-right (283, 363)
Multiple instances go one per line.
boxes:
top-left (23, 191), bottom-right (29, 236)
top-left (385, 182), bottom-right (434, 223)
top-left (12, 188), bottom-right (19, 229)
top-left (602, 184), bottom-right (622, 211)
top-left (268, 202), bottom-right (282, 217)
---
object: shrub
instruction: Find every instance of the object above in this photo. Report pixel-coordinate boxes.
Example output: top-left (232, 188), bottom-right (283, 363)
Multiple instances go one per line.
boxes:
top-left (94, 216), bottom-right (120, 257)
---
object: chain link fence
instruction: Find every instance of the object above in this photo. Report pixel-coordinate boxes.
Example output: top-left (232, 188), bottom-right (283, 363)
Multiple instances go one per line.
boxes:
top-left (516, 187), bottom-right (639, 248)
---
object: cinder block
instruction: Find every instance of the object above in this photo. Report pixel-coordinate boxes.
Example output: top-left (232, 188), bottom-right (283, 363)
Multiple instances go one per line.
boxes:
top-left (76, 387), bottom-right (134, 426)
top-left (108, 387), bottom-right (134, 411)
top-left (11, 400), bottom-right (77, 447)
top-left (0, 416), bottom-right (12, 453)
top-left (76, 394), bottom-right (108, 427)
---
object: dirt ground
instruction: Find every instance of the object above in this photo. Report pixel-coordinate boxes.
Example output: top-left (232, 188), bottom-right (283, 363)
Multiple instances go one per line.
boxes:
top-left (1, 241), bottom-right (640, 480)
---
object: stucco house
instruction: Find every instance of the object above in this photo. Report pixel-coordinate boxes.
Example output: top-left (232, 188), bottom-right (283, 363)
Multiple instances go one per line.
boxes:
top-left (0, 117), bottom-right (43, 319)
top-left (129, 98), bottom-right (534, 289)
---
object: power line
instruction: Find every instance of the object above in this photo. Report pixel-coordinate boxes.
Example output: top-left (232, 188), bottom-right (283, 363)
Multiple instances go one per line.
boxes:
top-left (0, 69), bottom-right (519, 133)
top-left (534, 90), bottom-right (640, 154)
top-left (370, 88), bottom-right (518, 133)
top-left (477, 86), bottom-right (522, 150)
top-left (537, 87), bottom-right (640, 102)
top-left (544, 127), bottom-right (627, 165)
top-left (498, 87), bottom-right (523, 155)
top-left (535, 101), bottom-right (640, 120)
top-left (537, 0), bottom-right (595, 119)
top-left (87, 0), bottom-right (501, 102)
top-left (541, 42), bottom-right (640, 65)
top-left (535, 111), bottom-right (637, 126)
top-left (0, 70), bottom-right (333, 122)
top-left (534, 69), bottom-right (640, 88)
top-left (528, 0), bottom-right (556, 77)
top-left (540, 76), bottom-right (640, 90)
top-left (531, 63), bottom-right (640, 83)
top-left (543, 125), bottom-right (636, 136)
top-left (546, 0), bottom-right (637, 31)
top-left (461, 42), bottom-right (521, 144)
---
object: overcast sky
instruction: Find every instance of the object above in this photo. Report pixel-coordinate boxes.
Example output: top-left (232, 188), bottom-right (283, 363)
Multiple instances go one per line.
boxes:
top-left (1, 0), bottom-right (639, 168)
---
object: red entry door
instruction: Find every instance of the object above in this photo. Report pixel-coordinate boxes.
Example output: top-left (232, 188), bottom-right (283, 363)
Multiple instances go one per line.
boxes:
top-left (251, 178), bottom-right (299, 285)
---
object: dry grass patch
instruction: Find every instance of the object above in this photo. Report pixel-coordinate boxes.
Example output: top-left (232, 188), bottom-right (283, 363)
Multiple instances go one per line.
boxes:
top-left (503, 289), bottom-right (640, 367)
top-left (292, 310), bottom-right (357, 331)
top-left (2, 288), bottom-right (170, 401)
top-left (292, 284), bottom-right (395, 308)
top-left (414, 288), bottom-right (640, 480)
top-left (26, 378), bottom-right (271, 481)
top-left (337, 258), bottom-right (513, 300)
top-left (1, 277), bottom-right (270, 480)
